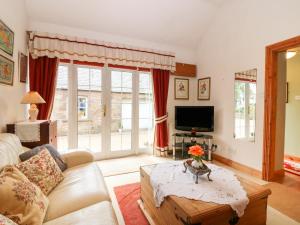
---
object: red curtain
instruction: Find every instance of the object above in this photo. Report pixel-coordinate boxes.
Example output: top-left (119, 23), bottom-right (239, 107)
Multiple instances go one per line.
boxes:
top-left (152, 69), bottom-right (170, 153)
top-left (29, 55), bottom-right (59, 120)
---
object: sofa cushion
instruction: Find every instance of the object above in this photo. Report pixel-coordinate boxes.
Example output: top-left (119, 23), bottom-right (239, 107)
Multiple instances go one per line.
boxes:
top-left (44, 162), bottom-right (110, 221)
top-left (19, 144), bottom-right (67, 172)
top-left (16, 149), bottom-right (64, 195)
top-left (43, 201), bottom-right (118, 225)
top-left (0, 166), bottom-right (49, 225)
top-left (0, 134), bottom-right (24, 170)
top-left (61, 151), bottom-right (94, 168)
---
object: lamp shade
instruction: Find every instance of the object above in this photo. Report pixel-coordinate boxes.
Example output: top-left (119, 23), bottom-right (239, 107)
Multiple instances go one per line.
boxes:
top-left (21, 91), bottom-right (46, 104)
top-left (286, 51), bottom-right (297, 59)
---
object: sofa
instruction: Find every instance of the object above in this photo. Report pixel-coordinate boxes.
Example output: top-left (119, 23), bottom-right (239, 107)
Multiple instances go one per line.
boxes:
top-left (0, 133), bottom-right (118, 225)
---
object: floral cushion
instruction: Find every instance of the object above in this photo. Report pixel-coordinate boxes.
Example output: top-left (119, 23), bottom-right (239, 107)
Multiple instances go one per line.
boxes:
top-left (0, 166), bottom-right (49, 225)
top-left (16, 148), bottom-right (64, 195)
top-left (0, 214), bottom-right (18, 225)
top-left (19, 144), bottom-right (67, 172)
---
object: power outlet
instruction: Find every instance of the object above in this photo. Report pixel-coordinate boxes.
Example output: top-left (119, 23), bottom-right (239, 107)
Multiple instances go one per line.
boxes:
top-left (295, 96), bottom-right (300, 101)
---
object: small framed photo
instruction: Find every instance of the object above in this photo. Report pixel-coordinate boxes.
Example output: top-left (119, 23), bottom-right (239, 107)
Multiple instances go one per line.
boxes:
top-left (198, 77), bottom-right (211, 100)
top-left (0, 54), bottom-right (14, 86)
top-left (19, 52), bottom-right (28, 83)
top-left (0, 19), bottom-right (14, 56)
top-left (174, 78), bottom-right (189, 100)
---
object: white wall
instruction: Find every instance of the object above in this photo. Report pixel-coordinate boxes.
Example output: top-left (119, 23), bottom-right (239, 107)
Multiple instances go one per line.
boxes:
top-left (196, 0), bottom-right (300, 170)
top-left (28, 21), bottom-right (200, 144)
top-left (0, 0), bottom-right (28, 132)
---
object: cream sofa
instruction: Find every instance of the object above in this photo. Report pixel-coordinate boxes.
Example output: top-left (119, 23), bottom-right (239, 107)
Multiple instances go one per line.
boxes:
top-left (0, 133), bottom-right (118, 225)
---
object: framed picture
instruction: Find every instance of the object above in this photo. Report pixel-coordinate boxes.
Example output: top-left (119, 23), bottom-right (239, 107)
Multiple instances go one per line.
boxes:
top-left (0, 54), bottom-right (14, 86)
top-left (19, 52), bottom-right (28, 83)
top-left (286, 82), bottom-right (288, 103)
top-left (198, 77), bottom-right (211, 100)
top-left (0, 20), bottom-right (14, 56)
top-left (174, 78), bottom-right (189, 100)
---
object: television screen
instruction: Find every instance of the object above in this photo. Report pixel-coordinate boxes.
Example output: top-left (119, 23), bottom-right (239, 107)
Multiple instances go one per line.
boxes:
top-left (175, 106), bottom-right (214, 132)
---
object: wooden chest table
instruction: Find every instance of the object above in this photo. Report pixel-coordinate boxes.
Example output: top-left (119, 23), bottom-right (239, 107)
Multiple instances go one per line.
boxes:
top-left (140, 165), bottom-right (271, 225)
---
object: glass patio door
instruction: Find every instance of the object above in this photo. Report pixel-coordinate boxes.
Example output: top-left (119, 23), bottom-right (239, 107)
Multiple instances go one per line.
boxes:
top-left (107, 69), bottom-right (135, 156)
top-left (76, 66), bottom-right (103, 155)
top-left (52, 63), bottom-right (153, 159)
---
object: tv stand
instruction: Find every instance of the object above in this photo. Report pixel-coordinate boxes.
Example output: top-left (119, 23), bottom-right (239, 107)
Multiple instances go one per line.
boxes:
top-left (172, 132), bottom-right (216, 160)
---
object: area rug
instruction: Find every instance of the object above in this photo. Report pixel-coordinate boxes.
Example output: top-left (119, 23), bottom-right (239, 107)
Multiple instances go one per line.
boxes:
top-left (284, 157), bottom-right (300, 176)
top-left (114, 182), bottom-right (149, 225)
top-left (264, 182), bottom-right (300, 222)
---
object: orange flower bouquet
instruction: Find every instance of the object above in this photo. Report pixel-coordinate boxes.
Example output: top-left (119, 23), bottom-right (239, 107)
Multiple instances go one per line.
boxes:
top-left (188, 145), bottom-right (205, 168)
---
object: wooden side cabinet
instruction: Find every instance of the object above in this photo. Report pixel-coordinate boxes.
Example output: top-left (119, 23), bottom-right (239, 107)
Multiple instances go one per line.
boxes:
top-left (7, 120), bottom-right (57, 149)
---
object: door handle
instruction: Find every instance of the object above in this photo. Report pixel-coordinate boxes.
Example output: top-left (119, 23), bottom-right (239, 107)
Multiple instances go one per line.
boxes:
top-left (102, 104), bottom-right (106, 117)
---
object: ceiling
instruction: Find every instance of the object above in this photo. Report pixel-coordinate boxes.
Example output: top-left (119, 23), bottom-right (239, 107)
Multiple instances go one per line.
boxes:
top-left (25, 0), bottom-right (225, 49)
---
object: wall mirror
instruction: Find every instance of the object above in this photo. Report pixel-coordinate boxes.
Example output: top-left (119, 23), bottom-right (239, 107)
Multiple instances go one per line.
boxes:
top-left (234, 68), bottom-right (257, 141)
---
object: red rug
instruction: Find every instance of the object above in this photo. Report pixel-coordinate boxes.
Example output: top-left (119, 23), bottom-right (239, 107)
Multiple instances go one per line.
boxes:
top-left (114, 182), bottom-right (149, 225)
top-left (284, 157), bottom-right (300, 176)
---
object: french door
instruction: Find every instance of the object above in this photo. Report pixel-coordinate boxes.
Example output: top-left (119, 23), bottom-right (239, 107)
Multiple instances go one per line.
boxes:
top-left (51, 62), bottom-right (154, 159)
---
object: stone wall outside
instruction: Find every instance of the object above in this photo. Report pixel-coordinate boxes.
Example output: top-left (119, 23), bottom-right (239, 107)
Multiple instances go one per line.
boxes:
top-left (52, 89), bottom-right (142, 136)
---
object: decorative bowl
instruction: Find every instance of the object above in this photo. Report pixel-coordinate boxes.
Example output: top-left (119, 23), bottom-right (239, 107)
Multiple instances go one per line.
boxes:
top-left (183, 159), bottom-right (212, 184)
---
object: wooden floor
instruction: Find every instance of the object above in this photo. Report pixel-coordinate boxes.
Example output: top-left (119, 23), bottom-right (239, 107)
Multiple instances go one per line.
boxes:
top-left (273, 171), bottom-right (300, 192)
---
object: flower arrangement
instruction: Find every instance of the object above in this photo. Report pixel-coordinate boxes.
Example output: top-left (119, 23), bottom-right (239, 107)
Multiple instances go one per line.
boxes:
top-left (188, 145), bottom-right (205, 168)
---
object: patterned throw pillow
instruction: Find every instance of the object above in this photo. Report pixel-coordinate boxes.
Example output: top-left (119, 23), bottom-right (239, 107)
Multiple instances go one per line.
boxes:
top-left (19, 144), bottom-right (67, 172)
top-left (0, 214), bottom-right (18, 225)
top-left (16, 148), bottom-right (64, 195)
top-left (0, 166), bottom-right (49, 225)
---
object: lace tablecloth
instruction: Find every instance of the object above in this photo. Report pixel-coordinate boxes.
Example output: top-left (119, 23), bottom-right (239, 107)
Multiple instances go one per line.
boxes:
top-left (150, 161), bottom-right (249, 217)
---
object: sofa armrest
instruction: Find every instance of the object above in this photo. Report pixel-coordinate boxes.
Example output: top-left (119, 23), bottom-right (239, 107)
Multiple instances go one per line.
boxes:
top-left (61, 151), bottom-right (94, 168)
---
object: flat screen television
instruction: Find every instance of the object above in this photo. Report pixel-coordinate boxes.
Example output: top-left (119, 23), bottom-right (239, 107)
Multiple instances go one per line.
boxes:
top-left (175, 106), bottom-right (214, 132)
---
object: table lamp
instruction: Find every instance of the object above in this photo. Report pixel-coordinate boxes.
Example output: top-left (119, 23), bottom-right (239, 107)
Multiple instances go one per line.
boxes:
top-left (21, 91), bottom-right (46, 122)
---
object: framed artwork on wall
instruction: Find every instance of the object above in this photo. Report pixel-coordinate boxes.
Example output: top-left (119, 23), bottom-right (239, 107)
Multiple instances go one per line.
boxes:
top-left (174, 78), bottom-right (189, 100)
top-left (198, 77), bottom-right (211, 100)
top-left (0, 54), bottom-right (14, 86)
top-left (0, 20), bottom-right (14, 56)
top-left (19, 52), bottom-right (28, 83)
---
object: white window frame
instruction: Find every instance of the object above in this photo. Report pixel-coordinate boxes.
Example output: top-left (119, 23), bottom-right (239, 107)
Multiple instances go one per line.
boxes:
top-left (234, 80), bottom-right (256, 142)
top-left (53, 62), bottom-right (154, 158)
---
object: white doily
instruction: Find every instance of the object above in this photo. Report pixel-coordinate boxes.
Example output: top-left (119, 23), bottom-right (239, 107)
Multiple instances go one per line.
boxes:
top-left (149, 161), bottom-right (249, 217)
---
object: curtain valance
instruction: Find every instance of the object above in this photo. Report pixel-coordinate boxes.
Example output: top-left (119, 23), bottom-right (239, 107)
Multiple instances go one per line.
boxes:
top-left (28, 31), bottom-right (176, 71)
top-left (235, 69), bottom-right (257, 82)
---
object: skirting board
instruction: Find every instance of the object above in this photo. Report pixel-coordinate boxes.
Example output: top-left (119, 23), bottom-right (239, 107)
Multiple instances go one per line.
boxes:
top-left (285, 154), bottom-right (300, 162)
top-left (212, 153), bottom-right (262, 178)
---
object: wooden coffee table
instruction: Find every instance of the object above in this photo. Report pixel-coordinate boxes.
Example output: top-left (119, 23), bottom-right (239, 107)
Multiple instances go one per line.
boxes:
top-left (140, 165), bottom-right (271, 225)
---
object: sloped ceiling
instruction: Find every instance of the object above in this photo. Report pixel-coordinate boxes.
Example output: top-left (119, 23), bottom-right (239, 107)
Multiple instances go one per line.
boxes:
top-left (25, 0), bottom-right (226, 48)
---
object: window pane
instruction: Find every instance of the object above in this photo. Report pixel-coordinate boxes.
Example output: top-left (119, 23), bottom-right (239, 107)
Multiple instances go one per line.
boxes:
top-left (139, 73), bottom-right (154, 149)
top-left (51, 65), bottom-right (69, 152)
top-left (249, 83), bottom-right (256, 138)
top-left (139, 73), bottom-right (151, 90)
top-left (111, 70), bottom-right (132, 151)
top-left (234, 82), bottom-right (246, 139)
top-left (77, 66), bottom-right (102, 153)
top-left (139, 103), bottom-right (153, 119)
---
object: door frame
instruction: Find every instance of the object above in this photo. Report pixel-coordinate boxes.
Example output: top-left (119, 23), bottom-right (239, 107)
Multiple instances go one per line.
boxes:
top-left (263, 35), bottom-right (300, 181)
